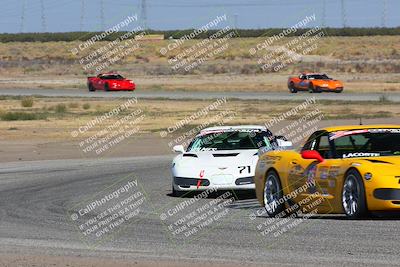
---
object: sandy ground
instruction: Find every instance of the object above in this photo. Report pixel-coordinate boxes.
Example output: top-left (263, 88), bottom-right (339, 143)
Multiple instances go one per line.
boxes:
top-left (0, 136), bottom-right (173, 162)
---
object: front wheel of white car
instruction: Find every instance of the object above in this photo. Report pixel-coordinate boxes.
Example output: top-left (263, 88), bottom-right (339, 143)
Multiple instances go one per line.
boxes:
top-left (264, 170), bottom-right (285, 217)
top-left (172, 185), bottom-right (184, 197)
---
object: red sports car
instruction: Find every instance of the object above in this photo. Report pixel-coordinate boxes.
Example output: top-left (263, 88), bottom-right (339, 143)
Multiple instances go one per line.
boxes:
top-left (87, 73), bottom-right (136, 91)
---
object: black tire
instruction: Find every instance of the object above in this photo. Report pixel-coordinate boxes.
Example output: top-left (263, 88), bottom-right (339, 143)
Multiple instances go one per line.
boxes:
top-left (88, 83), bottom-right (95, 92)
top-left (104, 83), bottom-right (110, 91)
top-left (263, 170), bottom-right (285, 217)
top-left (308, 83), bottom-right (314, 93)
top-left (288, 82), bottom-right (297, 93)
top-left (342, 169), bottom-right (368, 219)
top-left (172, 185), bottom-right (184, 197)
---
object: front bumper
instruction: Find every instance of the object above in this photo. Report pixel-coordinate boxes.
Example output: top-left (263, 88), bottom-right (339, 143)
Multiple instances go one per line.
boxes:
top-left (173, 176), bottom-right (255, 191)
top-left (110, 84), bottom-right (136, 90)
top-left (367, 188), bottom-right (400, 211)
top-left (315, 86), bottom-right (343, 92)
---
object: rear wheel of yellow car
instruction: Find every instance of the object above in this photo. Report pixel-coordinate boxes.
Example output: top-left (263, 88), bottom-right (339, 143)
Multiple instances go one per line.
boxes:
top-left (264, 170), bottom-right (285, 217)
top-left (342, 170), bottom-right (368, 219)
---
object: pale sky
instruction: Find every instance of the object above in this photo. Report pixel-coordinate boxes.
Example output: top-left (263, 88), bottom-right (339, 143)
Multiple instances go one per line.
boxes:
top-left (0, 0), bottom-right (399, 33)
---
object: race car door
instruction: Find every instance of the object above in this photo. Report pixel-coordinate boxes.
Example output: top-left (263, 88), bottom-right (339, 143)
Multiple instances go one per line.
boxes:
top-left (287, 130), bottom-right (340, 212)
top-left (298, 75), bottom-right (309, 90)
top-left (306, 132), bottom-right (342, 213)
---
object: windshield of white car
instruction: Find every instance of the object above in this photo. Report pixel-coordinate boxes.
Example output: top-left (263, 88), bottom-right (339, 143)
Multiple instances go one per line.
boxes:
top-left (308, 74), bottom-right (330, 80)
top-left (330, 129), bottom-right (400, 158)
top-left (187, 130), bottom-right (274, 151)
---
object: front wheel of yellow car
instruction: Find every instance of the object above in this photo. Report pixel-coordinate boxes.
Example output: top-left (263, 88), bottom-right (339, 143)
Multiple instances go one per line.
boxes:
top-left (342, 170), bottom-right (368, 219)
top-left (264, 170), bottom-right (285, 217)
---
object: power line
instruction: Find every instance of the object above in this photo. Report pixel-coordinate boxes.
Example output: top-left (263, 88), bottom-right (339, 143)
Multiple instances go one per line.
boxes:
top-left (20, 0), bottom-right (26, 32)
top-left (141, 0), bottom-right (148, 30)
top-left (80, 0), bottom-right (85, 31)
top-left (341, 0), bottom-right (347, 28)
top-left (40, 0), bottom-right (47, 32)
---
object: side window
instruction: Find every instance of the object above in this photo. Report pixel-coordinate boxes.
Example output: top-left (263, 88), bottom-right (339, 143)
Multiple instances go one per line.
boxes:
top-left (316, 134), bottom-right (332, 159)
top-left (302, 131), bottom-right (321, 151)
top-left (302, 131), bottom-right (332, 158)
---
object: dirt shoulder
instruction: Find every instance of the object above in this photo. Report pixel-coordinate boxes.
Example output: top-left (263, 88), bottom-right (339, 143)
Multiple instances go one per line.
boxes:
top-left (0, 253), bottom-right (268, 267)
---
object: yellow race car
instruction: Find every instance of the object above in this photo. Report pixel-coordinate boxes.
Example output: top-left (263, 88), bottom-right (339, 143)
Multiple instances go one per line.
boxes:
top-left (255, 125), bottom-right (400, 219)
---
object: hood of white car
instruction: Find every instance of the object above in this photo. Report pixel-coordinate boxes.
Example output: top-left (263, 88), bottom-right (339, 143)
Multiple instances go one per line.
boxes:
top-left (173, 149), bottom-right (258, 168)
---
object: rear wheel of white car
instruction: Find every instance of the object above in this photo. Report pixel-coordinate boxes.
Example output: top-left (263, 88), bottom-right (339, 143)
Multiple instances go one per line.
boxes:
top-left (342, 170), bottom-right (368, 219)
top-left (264, 170), bottom-right (285, 217)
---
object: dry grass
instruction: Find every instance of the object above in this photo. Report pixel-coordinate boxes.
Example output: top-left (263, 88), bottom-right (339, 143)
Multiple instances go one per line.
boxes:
top-left (0, 96), bottom-right (399, 142)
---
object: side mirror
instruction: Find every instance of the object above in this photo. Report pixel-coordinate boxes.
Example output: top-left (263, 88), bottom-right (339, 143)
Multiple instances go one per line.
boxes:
top-left (301, 150), bottom-right (324, 163)
top-left (173, 145), bottom-right (185, 153)
top-left (276, 138), bottom-right (293, 148)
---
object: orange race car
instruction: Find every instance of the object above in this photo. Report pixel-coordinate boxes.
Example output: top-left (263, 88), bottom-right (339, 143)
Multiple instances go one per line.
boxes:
top-left (288, 73), bottom-right (344, 93)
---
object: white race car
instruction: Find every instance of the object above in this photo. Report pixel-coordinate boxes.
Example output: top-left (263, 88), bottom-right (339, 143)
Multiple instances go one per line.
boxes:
top-left (171, 125), bottom-right (292, 196)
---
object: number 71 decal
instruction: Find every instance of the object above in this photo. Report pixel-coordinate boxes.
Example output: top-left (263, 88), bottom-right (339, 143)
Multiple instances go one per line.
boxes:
top-left (238, 166), bottom-right (251, 174)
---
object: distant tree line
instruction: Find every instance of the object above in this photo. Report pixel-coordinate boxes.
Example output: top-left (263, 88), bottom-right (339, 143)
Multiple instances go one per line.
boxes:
top-left (0, 27), bottom-right (399, 42)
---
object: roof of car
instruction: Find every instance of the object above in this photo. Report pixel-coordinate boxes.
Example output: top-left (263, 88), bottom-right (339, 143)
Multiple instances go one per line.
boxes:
top-left (301, 72), bottom-right (325, 76)
top-left (201, 125), bottom-right (267, 132)
top-left (322, 124), bottom-right (400, 132)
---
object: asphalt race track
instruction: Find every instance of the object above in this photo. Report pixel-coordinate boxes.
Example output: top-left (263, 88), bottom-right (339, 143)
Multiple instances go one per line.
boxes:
top-left (1, 88), bottom-right (400, 102)
top-left (1, 156), bottom-right (399, 266)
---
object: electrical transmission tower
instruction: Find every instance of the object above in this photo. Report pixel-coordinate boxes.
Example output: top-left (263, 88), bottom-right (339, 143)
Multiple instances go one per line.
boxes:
top-left (100, 0), bottom-right (105, 30)
top-left (80, 0), bottom-right (85, 31)
top-left (40, 0), bottom-right (47, 32)
top-left (233, 14), bottom-right (238, 30)
top-left (20, 0), bottom-right (26, 32)
top-left (381, 0), bottom-right (387, 27)
top-left (341, 0), bottom-right (347, 28)
top-left (141, 0), bottom-right (148, 30)
top-left (322, 0), bottom-right (326, 28)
